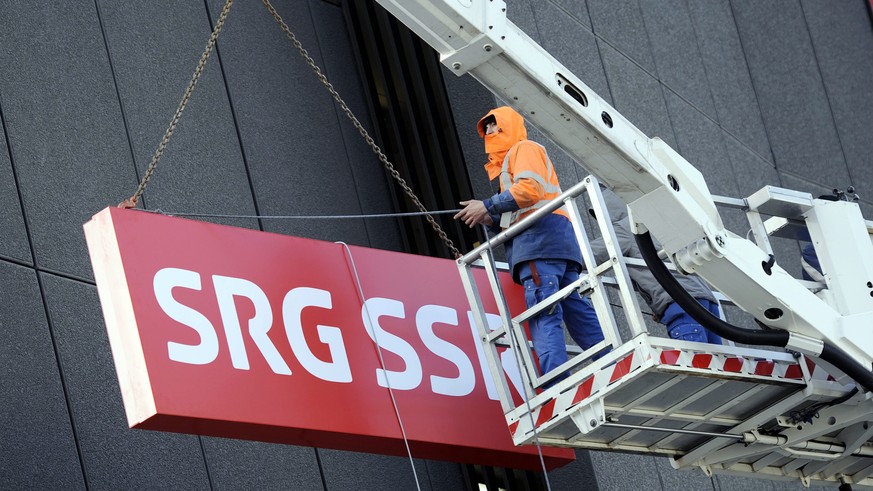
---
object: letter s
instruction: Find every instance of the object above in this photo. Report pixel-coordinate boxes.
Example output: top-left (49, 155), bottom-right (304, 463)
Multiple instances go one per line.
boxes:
top-left (417, 305), bottom-right (474, 397)
top-left (154, 268), bottom-right (218, 365)
top-left (362, 298), bottom-right (422, 391)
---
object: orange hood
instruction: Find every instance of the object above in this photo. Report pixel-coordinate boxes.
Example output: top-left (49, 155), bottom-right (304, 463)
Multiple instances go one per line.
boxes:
top-left (478, 106), bottom-right (527, 180)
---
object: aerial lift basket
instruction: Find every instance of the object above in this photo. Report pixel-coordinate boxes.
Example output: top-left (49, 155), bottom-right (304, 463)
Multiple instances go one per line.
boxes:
top-left (458, 176), bottom-right (872, 488)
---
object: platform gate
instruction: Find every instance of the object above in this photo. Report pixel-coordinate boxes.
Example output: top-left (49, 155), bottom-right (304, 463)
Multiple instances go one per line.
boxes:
top-left (457, 177), bottom-right (872, 488)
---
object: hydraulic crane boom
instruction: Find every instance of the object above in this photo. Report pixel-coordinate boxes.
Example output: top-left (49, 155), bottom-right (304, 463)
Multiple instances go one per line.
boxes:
top-left (375, 0), bottom-right (873, 384)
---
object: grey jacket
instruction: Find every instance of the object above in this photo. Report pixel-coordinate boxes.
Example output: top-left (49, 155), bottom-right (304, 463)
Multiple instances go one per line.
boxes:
top-left (588, 188), bottom-right (717, 320)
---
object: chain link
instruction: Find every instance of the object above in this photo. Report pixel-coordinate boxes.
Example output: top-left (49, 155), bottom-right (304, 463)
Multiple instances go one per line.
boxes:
top-left (261, 0), bottom-right (461, 259)
top-left (122, 0), bottom-right (461, 258)
top-left (124, 0), bottom-right (235, 207)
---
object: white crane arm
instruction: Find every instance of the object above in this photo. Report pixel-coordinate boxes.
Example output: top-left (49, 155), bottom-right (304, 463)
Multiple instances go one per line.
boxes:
top-left (375, 0), bottom-right (873, 376)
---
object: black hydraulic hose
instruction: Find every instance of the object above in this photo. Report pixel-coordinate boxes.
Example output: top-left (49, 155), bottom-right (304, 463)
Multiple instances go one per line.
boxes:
top-left (820, 344), bottom-right (873, 393)
top-left (634, 231), bottom-right (873, 393)
top-left (634, 231), bottom-right (788, 346)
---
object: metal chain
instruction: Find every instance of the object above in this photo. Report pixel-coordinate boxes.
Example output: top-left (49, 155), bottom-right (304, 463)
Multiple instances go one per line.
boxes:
top-left (122, 0), bottom-right (235, 208)
top-left (261, 0), bottom-right (461, 259)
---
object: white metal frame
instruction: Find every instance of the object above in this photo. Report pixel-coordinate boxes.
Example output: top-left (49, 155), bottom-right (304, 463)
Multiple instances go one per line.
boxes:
top-left (376, 0), bottom-right (873, 373)
top-left (375, 0), bottom-right (873, 486)
top-left (456, 178), bottom-right (873, 488)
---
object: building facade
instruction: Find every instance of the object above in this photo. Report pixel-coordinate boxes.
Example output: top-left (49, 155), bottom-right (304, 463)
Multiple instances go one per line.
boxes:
top-left (1, 0), bottom-right (872, 489)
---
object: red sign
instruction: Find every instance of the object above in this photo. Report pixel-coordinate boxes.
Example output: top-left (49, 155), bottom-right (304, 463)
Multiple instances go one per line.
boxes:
top-left (84, 207), bottom-right (573, 470)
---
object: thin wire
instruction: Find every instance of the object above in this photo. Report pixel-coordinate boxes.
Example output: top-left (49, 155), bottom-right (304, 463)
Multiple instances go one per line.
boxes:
top-left (480, 226), bottom-right (552, 491)
top-left (138, 209), bottom-right (461, 220)
top-left (337, 242), bottom-right (422, 491)
top-left (261, 0), bottom-right (460, 258)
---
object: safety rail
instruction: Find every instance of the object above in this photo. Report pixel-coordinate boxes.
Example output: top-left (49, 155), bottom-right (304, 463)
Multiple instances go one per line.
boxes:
top-left (456, 178), bottom-right (872, 489)
top-left (457, 175), bottom-right (647, 408)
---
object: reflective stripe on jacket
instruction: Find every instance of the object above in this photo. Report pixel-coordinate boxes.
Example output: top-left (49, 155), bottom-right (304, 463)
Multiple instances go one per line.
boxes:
top-left (497, 141), bottom-right (567, 227)
top-left (477, 106), bottom-right (582, 283)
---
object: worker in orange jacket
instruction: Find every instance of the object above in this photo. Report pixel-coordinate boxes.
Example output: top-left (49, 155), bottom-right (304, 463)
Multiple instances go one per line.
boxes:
top-left (455, 106), bottom-right (605, 384)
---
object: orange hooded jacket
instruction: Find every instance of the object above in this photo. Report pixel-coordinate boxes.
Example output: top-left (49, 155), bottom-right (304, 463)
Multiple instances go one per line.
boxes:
top-left (477, 106), bottom-right (569, 226)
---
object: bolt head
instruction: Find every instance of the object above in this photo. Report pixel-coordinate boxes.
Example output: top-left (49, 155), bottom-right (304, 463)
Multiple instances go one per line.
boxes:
top-left (452, 62), bottom-right (462, 70)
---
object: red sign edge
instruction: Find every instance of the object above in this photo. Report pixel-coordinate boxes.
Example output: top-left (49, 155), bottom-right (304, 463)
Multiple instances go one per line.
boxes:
top-left (83, 206), bottom-right (574, 471)
top-left (84, 207), bottom-right (158, 427)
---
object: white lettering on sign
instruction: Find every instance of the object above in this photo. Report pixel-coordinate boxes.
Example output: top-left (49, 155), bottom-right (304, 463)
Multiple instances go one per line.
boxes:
top-left (213, 275), bottom-right (291, 375)
top-left (361, 298), bottom-right (423, 391)
top-left (154, 268), bottom-right (521, 399)
top-left (154, 268), bottom-right (219, 365)
top-left (283, 287), bottom-right (353, 383)
top-left (467, 312), bottom-right (525, 400)
top-left (417, 305), bottom-right (474, 397)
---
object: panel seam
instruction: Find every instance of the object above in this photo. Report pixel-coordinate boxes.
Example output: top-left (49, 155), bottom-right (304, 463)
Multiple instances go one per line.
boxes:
top-left (93, 0), bottom-right (143, 206)
top-left (0, 49), bottom-right (91, 491)
top-left (203, 0), bottom-right (265, 233)
top-left (797, 0), bottom-right (854, 187)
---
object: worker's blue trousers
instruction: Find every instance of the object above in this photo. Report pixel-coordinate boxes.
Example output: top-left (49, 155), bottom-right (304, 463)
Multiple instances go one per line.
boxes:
top-left (661, 299), bottom-right (724, 345)
top-left (519, 260), bottom-right (605, 382)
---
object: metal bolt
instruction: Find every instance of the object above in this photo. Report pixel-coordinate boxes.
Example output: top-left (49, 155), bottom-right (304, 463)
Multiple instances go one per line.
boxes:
top-left (452, 62), bottom-right (462, 70)
top-left (589, 419), bottom-right (597, 427)
top-left (483, 44), bottom-right (493, 52)
top-left (715, 235), bottom-right (725, 247)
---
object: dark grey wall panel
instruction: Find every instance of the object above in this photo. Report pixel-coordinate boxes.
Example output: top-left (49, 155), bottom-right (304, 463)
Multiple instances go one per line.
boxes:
top-left (664, 92), bottom-right (748, 236)
top-left (0, 124), bottom-right (30, 263)
top-left (731, 0), bottom-right (849, 186)
top-left (309, 0), bottom-right (404, 251)
top-left (319, 449), bottom-right (429, 490)
top-left (723, 134), bottom-right (781, 198)
top-left (654, 456), bottom-right (715, 491)
top-left (201, 438), bottom-right (323, 490)
top-left (0, 2), bottom-right (138, 279)
top-left (801, 0), bottom-right (873, 195)
top-left (664, 92), bottom-right (738, 198)
top-left (506, 0), bottom-right (542, 44)
top-left (41, 274), bottom-right (210, 490)
top-left (0, 261), bottom-right (84, 490)
top-left (722, 134), bottom-right (806, 280)
top-left (715, 473), bottom-right (830, 491)
top-left (533, 0), bottom-right (611, 105)
top-left (598, 41), bottom-right (676, 148)
top-left (96, 0), bottom-right (259, 231)
top-left (422, 460), bottom-right (467, 490)
top-left (204, 0), bottom-right (368, 244)
top-left (442, 66), bottom-right (500, 205)
top-left (686, 0), bottom-right (771, 162)
top-left (715, 473), bottom-right (777, 490)
top-left (588, 0), bottom-right (657, 74)
top-left (589, 452), bottom-right (663, 490)
top-left (639, 0), bottom-right (716, 118)
top-left (547, 449), bottom-right (600, 490)
top-left (545, 0), bottom-right (591, 29)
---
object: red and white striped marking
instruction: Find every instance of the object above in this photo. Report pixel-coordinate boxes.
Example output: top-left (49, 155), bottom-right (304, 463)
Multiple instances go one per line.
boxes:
top-left (509, 350), bottom-right (644, 440)
top-left (803, 355), bottom-right (837, 381)
top-left (508, 346), bottom-right (835, 443)
top-left (653, 348), bottom-right (808, 381)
